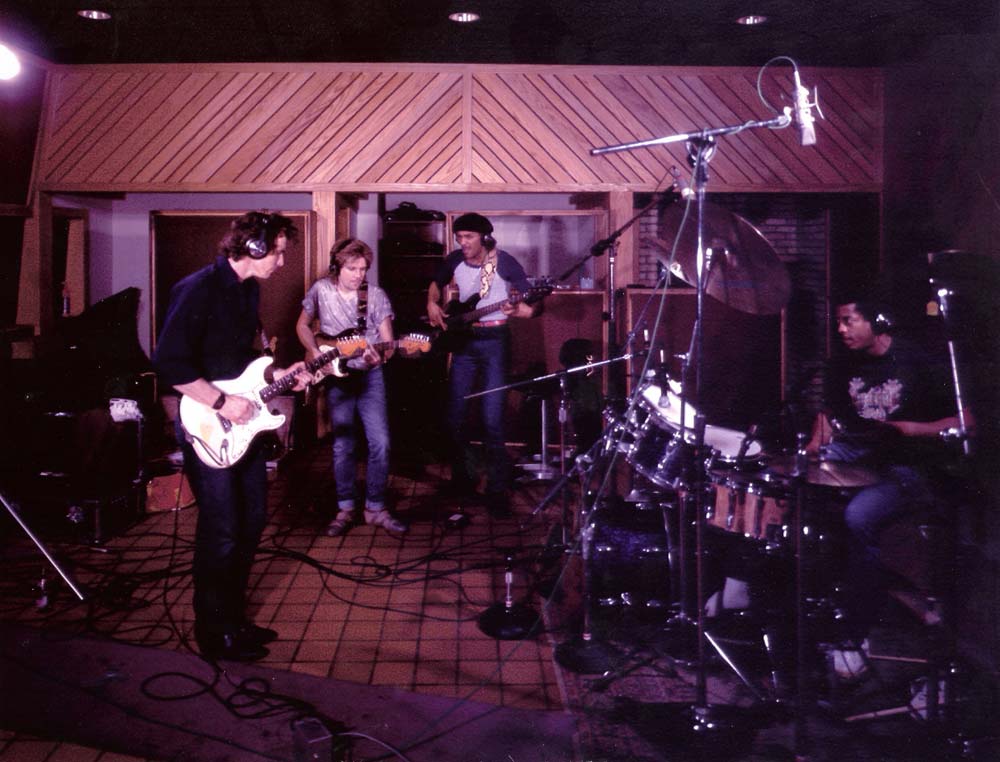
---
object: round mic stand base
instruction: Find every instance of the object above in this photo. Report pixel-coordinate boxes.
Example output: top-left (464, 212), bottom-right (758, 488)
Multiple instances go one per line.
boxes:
top-left (477, 602), bottom-right (540, 640)
top-left (554, 634), bottom-right (618, 675)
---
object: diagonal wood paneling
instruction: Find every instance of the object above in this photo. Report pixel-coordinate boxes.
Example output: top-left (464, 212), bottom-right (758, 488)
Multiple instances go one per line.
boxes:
top-left (36, 63), bottom-right (882, 192)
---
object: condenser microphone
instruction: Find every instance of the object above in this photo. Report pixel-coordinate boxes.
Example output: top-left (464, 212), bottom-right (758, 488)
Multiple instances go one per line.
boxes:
top-left (792, 68), bottom-right (818, 146)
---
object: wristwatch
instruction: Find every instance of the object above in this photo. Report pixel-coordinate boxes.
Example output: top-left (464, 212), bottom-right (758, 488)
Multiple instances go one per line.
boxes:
top-left (211, 392), bottom-right (227, 410)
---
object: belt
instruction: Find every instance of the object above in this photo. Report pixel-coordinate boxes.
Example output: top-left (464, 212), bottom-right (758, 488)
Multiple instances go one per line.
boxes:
top-left (472, 320), bottom-right (507, 328)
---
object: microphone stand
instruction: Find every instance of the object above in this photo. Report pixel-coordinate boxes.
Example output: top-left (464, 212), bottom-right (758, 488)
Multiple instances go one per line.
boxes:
top-left (0, 487), bottom-right (86, 603)
top-left (589, 112), bottom-right (797, 753)
top-left (559, 193), bottom-right (672, 407)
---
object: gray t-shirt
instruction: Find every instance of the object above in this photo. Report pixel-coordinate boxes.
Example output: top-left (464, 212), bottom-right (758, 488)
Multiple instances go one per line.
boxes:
top-left (302, 278), bottom-right (393, 367)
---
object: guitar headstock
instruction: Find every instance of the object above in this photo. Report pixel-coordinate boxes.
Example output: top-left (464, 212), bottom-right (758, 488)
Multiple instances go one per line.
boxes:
top-left (336, 331), bottom-right (367, 358)
top-left (396, 333), bottom-right (432, 358)
top-left (512, 283), bottom-right (554, 305)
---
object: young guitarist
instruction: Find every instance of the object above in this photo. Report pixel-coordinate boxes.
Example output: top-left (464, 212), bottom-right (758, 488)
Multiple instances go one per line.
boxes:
top-left (153, 211), bottom-right (311, 663)
top-left (296, 238), bottom-right (408, 537)
top-left (426, 213), bottom-right (539, 519)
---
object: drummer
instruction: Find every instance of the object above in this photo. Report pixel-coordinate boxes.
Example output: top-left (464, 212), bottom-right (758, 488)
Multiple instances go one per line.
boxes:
top-left (805, 290), bottom-right (968, 682)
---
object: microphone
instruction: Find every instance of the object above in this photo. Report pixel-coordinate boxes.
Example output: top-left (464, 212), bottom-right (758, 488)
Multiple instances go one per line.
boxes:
top-left (735, 424), bottom-right (759, 469)
top-left (590, 232), bottom-right (620, 256)
top-left (792, 68), bottom-right (819, 146)
top-left (669, 166), bottom-right (694, 199)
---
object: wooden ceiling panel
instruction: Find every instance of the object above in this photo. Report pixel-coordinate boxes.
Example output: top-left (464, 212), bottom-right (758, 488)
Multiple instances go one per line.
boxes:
top-left (35, 63), bottom-right (883, 192)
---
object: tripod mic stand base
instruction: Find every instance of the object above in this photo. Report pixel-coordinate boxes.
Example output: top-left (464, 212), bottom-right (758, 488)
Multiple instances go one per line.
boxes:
top-left (478, 603), bottom-right (541, 640)
top-left (554, 635), bottom-right (618, 674)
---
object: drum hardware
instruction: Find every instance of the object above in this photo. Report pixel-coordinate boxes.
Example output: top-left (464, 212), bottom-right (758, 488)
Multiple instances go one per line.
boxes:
top-left (477, 550), bottom-right (541, 640)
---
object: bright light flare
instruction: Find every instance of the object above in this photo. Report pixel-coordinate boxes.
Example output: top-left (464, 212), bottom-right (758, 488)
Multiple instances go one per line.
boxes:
top-left (0, 44), bottom-right (21, 80)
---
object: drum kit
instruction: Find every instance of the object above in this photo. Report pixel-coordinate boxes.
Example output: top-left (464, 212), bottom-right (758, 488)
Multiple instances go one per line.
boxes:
top-left (542, 126), bottom-right (889, 754)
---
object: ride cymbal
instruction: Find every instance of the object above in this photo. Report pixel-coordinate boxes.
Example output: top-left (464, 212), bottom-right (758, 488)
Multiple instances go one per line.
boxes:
top-left (655, 202), bottom-right (791, 315)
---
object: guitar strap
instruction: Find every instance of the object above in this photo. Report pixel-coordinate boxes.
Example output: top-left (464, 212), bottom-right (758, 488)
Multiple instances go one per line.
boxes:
top-left (479, 250), bottom-right (498, 299)
top-left (356, 281), bottom-right (369, 332)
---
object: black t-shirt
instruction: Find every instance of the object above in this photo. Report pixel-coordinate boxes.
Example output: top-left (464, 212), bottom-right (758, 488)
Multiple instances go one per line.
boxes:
top-left (824, 334), bottom-right (956, 466)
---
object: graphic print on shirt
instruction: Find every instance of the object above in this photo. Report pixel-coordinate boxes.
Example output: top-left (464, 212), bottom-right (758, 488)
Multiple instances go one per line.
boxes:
top-left (849, 376), bottom-right (903, 422)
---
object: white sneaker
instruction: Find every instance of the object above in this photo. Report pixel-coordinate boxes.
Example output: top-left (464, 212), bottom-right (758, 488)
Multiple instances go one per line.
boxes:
top-left (830, 639), bottom-right (871, 682)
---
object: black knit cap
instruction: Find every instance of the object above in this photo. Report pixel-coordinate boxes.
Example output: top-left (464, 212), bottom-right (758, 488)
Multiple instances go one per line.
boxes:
top-left (452, 212), bottom-right (493, 236)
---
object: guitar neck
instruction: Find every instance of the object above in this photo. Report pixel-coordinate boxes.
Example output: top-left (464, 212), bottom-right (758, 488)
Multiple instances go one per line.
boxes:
top-left (451, 297), bottom-right (520, 325)
top-left (259, 346), bottom-right (340, 403)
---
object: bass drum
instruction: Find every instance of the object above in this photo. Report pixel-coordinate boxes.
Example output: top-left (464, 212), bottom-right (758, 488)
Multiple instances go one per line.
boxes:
top-left (586, 500), bottom-right (673, 628)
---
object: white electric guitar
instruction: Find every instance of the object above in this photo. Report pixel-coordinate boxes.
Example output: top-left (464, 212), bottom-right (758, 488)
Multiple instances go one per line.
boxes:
top-left (179, 332), bottom-right (366, 468)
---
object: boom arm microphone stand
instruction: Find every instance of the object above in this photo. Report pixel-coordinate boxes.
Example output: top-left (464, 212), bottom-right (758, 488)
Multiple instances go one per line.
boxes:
top-left (590, 110), bottom-right (793, 749)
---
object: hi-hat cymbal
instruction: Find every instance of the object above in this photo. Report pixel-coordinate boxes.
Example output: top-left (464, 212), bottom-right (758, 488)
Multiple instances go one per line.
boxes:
top-left (655, 202), bottom-right (791, 315)
top-left (766, 455), bottom-right (881, 488)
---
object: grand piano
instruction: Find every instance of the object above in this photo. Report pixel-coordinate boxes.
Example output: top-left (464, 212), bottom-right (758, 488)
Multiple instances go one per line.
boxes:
top-left (1, 287), bottom-right (154, 543)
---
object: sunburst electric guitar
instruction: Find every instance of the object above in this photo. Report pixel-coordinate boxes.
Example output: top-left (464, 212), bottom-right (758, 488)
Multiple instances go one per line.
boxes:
top-left (179, 331), bottom-right (366, 468)
top-left (310, 331), bottom-right (434, 382)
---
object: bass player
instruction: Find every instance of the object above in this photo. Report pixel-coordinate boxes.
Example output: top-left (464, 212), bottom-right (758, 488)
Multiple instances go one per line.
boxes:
top-left (426, 212), bottom-right (539, 519)
top-left (153, 210), bottom-right (311, 663)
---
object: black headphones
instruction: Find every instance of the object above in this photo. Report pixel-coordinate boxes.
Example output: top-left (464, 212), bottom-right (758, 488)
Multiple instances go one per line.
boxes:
top-left (329, 237), bottom-right (357, 276)
top-left (482, 232), bottom-right (496, 250)
top-left (245, 213), bottom-right (271, 259)
top-left (871, 309), bottom-right (893, 335)
top-left (855, 298), bottom-right (894, 335)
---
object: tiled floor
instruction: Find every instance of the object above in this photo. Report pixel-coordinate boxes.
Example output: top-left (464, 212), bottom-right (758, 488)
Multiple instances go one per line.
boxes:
top-left (0, 447), bottom-right (570, 760)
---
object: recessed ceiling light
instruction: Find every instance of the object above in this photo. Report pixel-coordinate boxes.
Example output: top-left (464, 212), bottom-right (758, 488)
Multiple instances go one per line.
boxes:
top-left (448, 12), bottom-right (480, 23)
top-left (736, 15), bottom-right (768, 25)
top-left (77, 10), bottom-right (112, 21)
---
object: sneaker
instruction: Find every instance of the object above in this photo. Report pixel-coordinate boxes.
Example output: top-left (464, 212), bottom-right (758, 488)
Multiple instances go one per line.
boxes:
top-left (830, 639), bottom-right (871, 683)
top-left (324, 510), bottom-right (357, 537)
top-left (364, 509), bottom-right (408, 533)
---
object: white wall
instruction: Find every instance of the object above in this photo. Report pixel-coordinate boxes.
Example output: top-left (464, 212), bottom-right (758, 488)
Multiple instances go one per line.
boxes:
top-left (50, 191), bottom-right (592, 355)
top-left (52, 193), bottom-right (311, 355)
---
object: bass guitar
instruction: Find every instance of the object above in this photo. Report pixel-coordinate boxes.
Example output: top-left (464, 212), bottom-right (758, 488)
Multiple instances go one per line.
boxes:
top-left (436, 284), bottom-right (553, 350)
top-left (179, 332), bottom-right (366, 468)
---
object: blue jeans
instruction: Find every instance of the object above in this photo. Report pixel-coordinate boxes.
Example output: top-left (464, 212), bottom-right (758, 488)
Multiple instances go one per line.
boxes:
top-left (179, 422), bottom-right (268, 637)
top-left (823, 442), bottom-right (933, 639)
top-left (325, 366), bottom-right (390, 511)
top-left (446, 327), bottom-right (511, 495)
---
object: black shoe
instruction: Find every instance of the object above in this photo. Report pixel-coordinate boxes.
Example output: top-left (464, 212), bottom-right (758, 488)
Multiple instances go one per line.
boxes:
top-left (486, 493), bottom-right (513, 519)
top-left (239, 622), bottom-right (278, 645)
top-left (197, 631), bottom-right (269, 662)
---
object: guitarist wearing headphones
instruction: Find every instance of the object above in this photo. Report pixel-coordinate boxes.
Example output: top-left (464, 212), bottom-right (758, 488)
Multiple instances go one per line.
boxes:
top-left (426, 213), bottom-right (540, 520)
top-left (296, 238), bottom-right (408, 537)
top-left (804, 290), bottom-right (967, 682)
top-left (153, 210), bottom-right (311, 662)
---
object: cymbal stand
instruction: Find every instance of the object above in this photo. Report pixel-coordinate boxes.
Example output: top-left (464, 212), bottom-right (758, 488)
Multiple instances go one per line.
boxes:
top-left (1, 487), bottom-right (86, 603)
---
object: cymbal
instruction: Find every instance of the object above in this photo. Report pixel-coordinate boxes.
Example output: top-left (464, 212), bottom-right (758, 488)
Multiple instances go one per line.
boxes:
top-left (655, 202), bottom-right (791, 315)
top-left (766, 455), bottom-right (881, 488)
